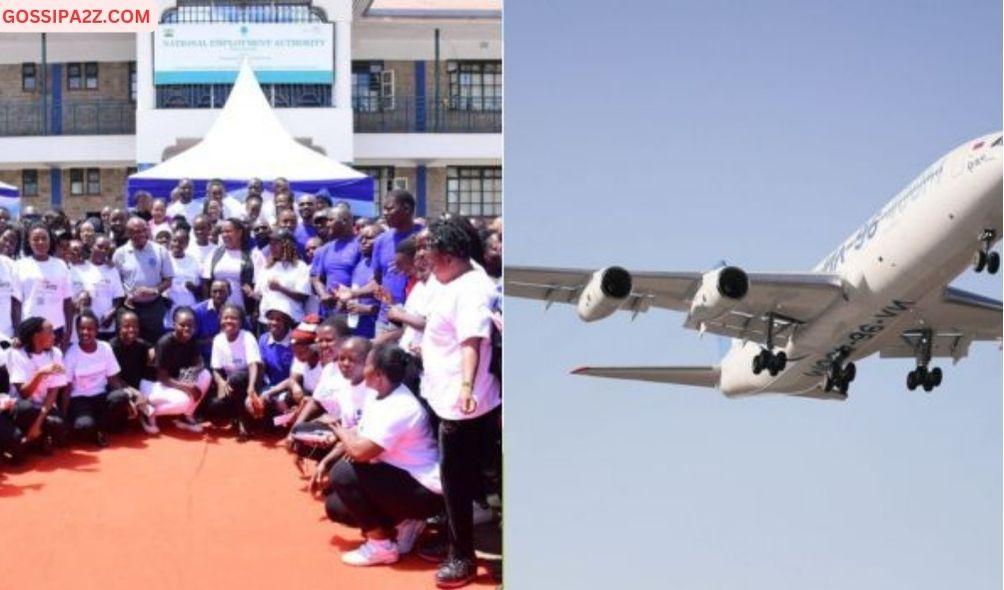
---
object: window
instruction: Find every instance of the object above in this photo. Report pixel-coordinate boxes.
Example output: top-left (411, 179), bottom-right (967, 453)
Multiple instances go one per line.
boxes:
top-left (85, 62), bottom-right (99, 89)
top-left (87, 168), bottom-right (101, 194)
top-left (67, 63), bottom-right (81, 90)
top-left (67, 62), bottom-right (98, 90)
top-left (448, 61), bottom-right (501, 111)
top-left (21, 170), bottom-right (38, 197)
top-left (352, 62), bottom-right (393, 112)
top-left (22, 63), bottom-right (36, 91)
top-left (446, 166), bottom-right (501, 217)
top-left (355, 166), bottom-right (396, 207)
top-left (70, 168), bottom-right (101, 195)
top-left (129, 62), bottom-right (137, 101)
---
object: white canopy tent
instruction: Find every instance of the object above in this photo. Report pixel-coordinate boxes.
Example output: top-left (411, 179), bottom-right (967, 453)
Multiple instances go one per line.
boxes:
top-left (127, 60), bottom-right (372, 211)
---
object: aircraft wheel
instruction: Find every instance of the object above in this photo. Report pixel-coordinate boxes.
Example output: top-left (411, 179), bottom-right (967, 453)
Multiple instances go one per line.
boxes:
top-left (775, 351), bottom-right (788, 371)
top-left (915, 365), bottom-right (928, 383)
top-left (824, 376), bottom-right (834, 392)
top-left (906, 371), bottom-right (917, 391)
top-left (922, 380), bottom-right (934, 392)
top-left (838, 379), bottom-right (849, 395)
top-left (974, 250), bottom-right (988, 272)
top-left (752, 354), bottom-right (763, 375)
top-left (930, 367), bottom-right (942, 387)
top-left (844, 362), bottom-right (856, 382)
top-left (987, 252), bottom-right (1001, 274)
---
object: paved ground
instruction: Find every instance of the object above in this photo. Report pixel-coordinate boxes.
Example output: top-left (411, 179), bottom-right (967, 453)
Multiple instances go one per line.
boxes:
top-left (0, 425), bottom-right (500, 590)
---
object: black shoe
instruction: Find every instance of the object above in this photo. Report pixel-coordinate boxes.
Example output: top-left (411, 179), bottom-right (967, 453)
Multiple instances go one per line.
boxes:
top-left (40, 435), bottom-right (55, 456)
top-left (417, 537), bottom-right (448, 564)
top-left (96, 432), bottom-right (109, 448)
top-left (435, 558), bottom-right (477, 588)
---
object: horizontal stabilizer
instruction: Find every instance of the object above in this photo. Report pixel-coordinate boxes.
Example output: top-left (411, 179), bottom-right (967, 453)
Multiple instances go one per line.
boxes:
top-left (571, 365), bottom-right (720, 388)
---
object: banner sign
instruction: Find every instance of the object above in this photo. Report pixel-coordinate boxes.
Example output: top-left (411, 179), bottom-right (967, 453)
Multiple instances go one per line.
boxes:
top-left (0, 182), bottom-right (20, 218)
top-left (154, 22), bottom-right (333, 85)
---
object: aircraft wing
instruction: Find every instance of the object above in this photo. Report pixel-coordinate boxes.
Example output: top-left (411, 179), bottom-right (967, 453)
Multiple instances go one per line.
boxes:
top-left (506, 265), bottom-right (845, 341)
top-left (878, 287), bottom-right (1002, 361)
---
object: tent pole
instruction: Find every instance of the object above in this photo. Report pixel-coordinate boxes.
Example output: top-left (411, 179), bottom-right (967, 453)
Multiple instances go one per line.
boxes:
top-left (434, 28), bottom-right (440, 131)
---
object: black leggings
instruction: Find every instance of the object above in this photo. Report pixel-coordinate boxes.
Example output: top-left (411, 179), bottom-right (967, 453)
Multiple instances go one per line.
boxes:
top-left (324, 459), bottom-right (443, 533)
top-left (12, 399), bottom-right (67, 446)
top-left (0, 411), bottom-right (25, 462)
top-left (201, 370), bottom-right (250, 424)
top-left (439, 406), bottom-right (502, 561)
top-left (67, 389), bottom-right (132, 441)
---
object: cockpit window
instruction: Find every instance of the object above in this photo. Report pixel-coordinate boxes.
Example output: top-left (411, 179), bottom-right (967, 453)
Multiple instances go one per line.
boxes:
top-left (992, 136), bottom-right (1002, 147)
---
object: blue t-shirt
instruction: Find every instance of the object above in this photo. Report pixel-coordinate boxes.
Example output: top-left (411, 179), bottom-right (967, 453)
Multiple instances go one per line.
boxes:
top-left (350, 256), bottom-right (378, 339)
top-left (294, 224), bottom-right (318, 251)
top-left (258, 332), bottom-right (293, 386)
top-left (371, 224), bottom-right (423, 324)
top-left (310, 237), bottom-right (361, 293)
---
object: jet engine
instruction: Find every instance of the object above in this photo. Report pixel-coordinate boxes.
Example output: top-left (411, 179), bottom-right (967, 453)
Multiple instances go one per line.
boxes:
top-left (688, 266), bottom-right (749, 323)
top-left (576, 266), bottom-right (633, 322)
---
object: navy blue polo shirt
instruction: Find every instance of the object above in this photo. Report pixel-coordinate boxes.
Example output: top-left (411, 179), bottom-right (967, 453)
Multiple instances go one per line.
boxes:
top-left (258, 331), bottom-right (293, 386)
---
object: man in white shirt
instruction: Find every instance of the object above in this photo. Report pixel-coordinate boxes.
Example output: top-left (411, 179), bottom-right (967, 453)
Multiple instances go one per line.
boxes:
top-left (79, 236), bottom-right (126, 339)
top-left (112, 217), bottom-right (173, 344)
top-left (166, 178), bottom-right (203, 225)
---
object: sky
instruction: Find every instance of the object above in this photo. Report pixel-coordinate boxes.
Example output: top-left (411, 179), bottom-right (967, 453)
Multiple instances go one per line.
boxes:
top-left (503, 2), bottom-right (1002, 589)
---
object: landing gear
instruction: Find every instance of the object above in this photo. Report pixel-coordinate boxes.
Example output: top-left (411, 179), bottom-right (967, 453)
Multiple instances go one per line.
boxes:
top-left (751, 312), bottom-right (788, 377)
top-left (753, 348), bottom-right (787, 376)
top-left (823, 356), bottom-right (856, 396)
top-left (973, 229), bottom-right (1000, 274)
top-left (906, 329), bottom-right (943, 392)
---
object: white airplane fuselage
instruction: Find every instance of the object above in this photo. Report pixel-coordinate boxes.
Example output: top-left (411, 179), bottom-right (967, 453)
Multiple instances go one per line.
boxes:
top-left (718, 133), bottom-right (1003, 395)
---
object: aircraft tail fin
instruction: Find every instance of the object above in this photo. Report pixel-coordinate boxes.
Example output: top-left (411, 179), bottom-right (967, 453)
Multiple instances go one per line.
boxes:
top-left (571, 365), bottom-right (720, 389)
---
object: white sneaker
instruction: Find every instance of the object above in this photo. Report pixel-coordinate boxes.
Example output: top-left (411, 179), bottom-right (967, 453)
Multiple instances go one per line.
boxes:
top-left (395, 519), bottom-right (426, 555)
top-left (173, 416), bottom-right (204, 433)
top-left (341, 539), bottom-right (399, 566)
top-left (141, 415), bottom-right (160, 435)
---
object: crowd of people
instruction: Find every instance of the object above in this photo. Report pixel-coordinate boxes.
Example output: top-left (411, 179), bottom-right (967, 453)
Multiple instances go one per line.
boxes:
top-left (0, 179), bottom-right (503, 588)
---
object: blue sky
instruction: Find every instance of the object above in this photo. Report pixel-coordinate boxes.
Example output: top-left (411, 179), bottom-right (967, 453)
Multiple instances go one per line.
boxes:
top-left (504, 1), bottom-right (1001, 588)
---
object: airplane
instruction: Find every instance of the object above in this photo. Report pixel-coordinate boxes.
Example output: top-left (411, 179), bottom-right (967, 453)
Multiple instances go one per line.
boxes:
top-left (505, 132), bottom-right (1003, 400)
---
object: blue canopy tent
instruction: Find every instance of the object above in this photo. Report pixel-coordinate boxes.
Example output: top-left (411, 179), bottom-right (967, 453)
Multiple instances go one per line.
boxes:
top-left (0, 180), bottom-right (20, 218)
top-left (127, 61), bottom-right (373, 214)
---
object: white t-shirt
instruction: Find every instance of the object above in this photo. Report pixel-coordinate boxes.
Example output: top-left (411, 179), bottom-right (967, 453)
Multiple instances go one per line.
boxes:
top-left (358, 384), bottom-right (441, 494)
top-left (167, 254), bottom-right (202, 310)
top-left (187, 241), bottom-right (217, 265)
top-left (210, 330), bottom-right (262, 374)
top-left (291, 357), bottom-right (324, 393)
top-left (64, 341), bottom-right (121, 398)
top-left (202, 248), bottom-right (254, 308)
top-left (0, 255), bottom-right (21, 339)
top-left (312, 363), bottom-right (372, 428)
top-left (8, 347), bottom-right (69, 405)
top-left (149, 220), bottom-right (173, 241)
top-left (420, 269), bottom-right (501, 421)
top-left (256, 261), bottom-right (311, 323)
top-left (16, 257), bottom-right (72, 331)
top-left (76, 262), bottom-right (126, 332)
top-left (166, 199), bottom-right (203, 225)
top-left (399, 279), bottom-right (433, 354)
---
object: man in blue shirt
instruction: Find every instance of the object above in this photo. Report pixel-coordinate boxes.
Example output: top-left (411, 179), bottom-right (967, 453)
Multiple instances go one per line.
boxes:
top-left (192, 279), bottom-right (231, 365)
top-left (258, 309), bottom-right (294, 387)
top-left (293, 193), bottom-right (319, 250)
top-left (346, 223), bottom-right (383, 338)
top-left (338, 190), bottom-right (422, 335)
top-left (311, 205), bottom-right (360, 317)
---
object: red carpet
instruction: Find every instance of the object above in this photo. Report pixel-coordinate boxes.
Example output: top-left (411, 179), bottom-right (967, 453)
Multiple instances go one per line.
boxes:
top-left (0, 427), bottom-right (497, 590)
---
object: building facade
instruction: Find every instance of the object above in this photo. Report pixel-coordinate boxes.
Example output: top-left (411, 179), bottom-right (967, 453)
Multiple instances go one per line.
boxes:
top-left (0, 0), bottom-right (501, 220)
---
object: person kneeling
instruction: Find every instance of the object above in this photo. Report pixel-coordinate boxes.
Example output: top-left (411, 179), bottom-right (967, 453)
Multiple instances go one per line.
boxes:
top-left (141, 307), bottom-right (210, 433)
top-left (206, 304), bottom-right (264, 441)
top-left (322, 344), bottom-right (442, 567)
top-left (63, 310), bottom-right (142, 447)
